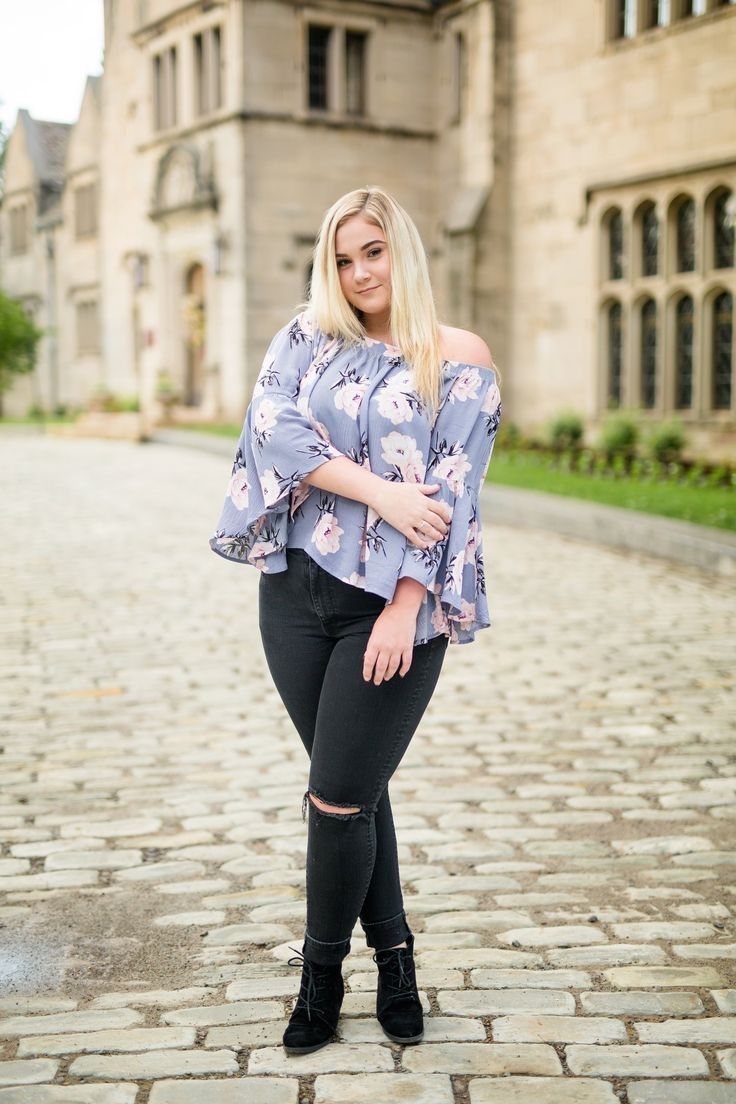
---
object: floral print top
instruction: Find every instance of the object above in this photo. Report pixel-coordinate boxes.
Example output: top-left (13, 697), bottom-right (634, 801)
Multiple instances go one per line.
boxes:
top-left (209, 309), bottom-right (502, 646)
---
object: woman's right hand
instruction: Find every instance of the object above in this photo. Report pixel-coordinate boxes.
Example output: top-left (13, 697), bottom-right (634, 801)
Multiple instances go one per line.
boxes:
top-left (371, 480), bottom-right (453, 549)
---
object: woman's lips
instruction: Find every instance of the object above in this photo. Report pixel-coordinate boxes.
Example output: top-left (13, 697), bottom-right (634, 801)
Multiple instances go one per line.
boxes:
top-left (358, 286), bottom-right (380, 294)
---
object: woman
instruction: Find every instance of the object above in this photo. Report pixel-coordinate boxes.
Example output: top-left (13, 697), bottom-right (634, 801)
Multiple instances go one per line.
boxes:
top-left (209, 185), bottom-right (502, 1055)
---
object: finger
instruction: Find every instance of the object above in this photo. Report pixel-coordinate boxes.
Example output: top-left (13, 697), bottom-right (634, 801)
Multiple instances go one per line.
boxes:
top-left (363, 646), bottom-right (377, 682)
top-left (409, 527), bottom-right (435, 549)
top-left (399, 648), bottom-right (413, 677)
top-left (382, 652), bottom-right (402, 682)
top-left (428, 502), bottom-right (452, 530)
top-left (373, 651), bottom-right (390, 686)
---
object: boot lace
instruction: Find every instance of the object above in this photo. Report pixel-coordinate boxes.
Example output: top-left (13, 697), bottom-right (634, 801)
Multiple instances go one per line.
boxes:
top-left (286, 945), bottom-right (334, 1024)
top-left (373, 946), bottom-right (421, 1006)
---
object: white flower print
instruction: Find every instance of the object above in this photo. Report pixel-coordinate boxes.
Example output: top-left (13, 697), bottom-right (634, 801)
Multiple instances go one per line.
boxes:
top-left (377, 371), bottom-right (416, 424)
top-left (290, 480), bottom-right (312, 519)
top-left (380, 432), bottom-right (426, 482)
top-left (334, 379), bottom-right (369, 420)
top-left (482, 380), bottom-right (501, 415)
top-left (343, 571), bottom-right (366, 588)
top-left (250, 537), bottom-right (279, 568)
top-left (434, 449), bottom-right (471, 496)
top-left (431, 601), bottom-right (449, 634)
top-left (227, 467), bottom-right (250, 509)
top-left (260, 468), bottom-right (282, 507)
top-left (254, 398), bottom-right (279, 436)
top-left (449, 366), bottom-right (483, 403)
top-left (455, 597), bottom-right (477, 625)
top-left (312, 511), bottom-right (344, 554)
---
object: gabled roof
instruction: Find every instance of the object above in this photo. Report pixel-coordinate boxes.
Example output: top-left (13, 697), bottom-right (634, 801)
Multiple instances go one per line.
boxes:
top-left (18, 109), bottom-right (72, 189)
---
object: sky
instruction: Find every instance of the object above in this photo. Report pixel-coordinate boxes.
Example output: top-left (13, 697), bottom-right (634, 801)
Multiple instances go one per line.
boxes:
top-left (0, 0), bottom-right (104, 133)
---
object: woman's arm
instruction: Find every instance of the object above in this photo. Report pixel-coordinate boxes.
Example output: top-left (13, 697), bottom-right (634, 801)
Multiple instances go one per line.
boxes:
top-left (302, 455), bottom-right (386, 513)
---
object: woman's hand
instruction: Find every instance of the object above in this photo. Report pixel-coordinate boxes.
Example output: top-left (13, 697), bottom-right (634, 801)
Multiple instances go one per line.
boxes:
top-left (363, 603), bottom-right (418, 684)
top-left (371, 480), bottom-right (453, 550)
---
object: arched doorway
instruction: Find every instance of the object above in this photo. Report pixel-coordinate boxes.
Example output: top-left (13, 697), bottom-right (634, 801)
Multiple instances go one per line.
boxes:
top-left (182, 262), bottom-right (206, 406)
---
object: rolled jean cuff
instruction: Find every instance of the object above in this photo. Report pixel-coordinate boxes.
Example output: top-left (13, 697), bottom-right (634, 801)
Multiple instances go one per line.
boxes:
top-left (303, 931), bottom-right (352, 966)
top-left (360, 909), bottom-right (412, 950)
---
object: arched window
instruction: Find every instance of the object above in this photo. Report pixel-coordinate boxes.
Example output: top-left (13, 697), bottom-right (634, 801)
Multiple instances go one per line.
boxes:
top-left (640, 298), bottom-right (658, 408)
top-left (643, 0), bottom-right (668, 28)
top-left (607, 301), bottom-right (623, 407)
top-left (641, 202), bottom-right (659, 276)
top-left (714, 190), bottom-right (735, 270)
top-left (674, 295), bottom-right (694, 409)
top-left (712, 291), bottom-right (733, 410)
top-left (608, 209), bottom-right (624, 279)
top-left (676, 197), bottom-right (696, 272)
top-left (610, 0), bottom-right (637, 37)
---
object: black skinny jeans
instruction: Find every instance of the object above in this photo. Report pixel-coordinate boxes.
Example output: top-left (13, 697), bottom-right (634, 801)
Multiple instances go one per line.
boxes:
top-left (258, 548), bottom-right (448, 966)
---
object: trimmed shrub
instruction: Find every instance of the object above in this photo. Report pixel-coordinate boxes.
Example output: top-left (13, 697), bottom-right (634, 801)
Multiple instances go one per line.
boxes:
top-left (548, 411), bottom-right (584, 452)
top-left (646, 419), bottom-right (687, 464)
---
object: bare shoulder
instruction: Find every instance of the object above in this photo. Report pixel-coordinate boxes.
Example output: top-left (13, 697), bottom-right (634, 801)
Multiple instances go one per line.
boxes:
top-left (438, 324), bottom-right (494, 369)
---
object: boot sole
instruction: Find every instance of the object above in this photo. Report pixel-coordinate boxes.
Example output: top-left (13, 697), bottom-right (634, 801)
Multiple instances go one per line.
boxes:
top-left (283, 1031), bottom-right (338, 1055)
top-left (379, 1025), bottom-right (424, 1044)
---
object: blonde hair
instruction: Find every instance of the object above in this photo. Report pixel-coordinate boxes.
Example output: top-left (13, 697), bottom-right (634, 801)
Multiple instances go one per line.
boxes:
top-left (294, 186), bottom-right (447, 419)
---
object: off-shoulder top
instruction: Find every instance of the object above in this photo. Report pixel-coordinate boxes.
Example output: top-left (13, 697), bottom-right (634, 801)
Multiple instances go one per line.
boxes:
top-left (209, 309), bottom-right (503, 646)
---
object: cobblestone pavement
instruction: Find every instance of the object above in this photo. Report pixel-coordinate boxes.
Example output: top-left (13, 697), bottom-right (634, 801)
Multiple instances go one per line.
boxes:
top-left (1, 434), bottom-right (735, 1104)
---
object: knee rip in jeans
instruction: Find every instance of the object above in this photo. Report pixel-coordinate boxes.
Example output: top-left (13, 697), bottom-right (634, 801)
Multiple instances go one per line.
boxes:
top-left (301, 787), bottom-right (369, 823)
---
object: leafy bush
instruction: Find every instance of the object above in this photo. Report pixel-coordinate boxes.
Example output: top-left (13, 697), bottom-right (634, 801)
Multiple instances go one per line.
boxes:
top-left (598, 412), bottom-right (640, 460)
top-left (498, 421), bottom-right (522, 449)
top-left (548, 411), bottom-right (584, 452)
top-left (646, 419), bottom-right (687, 464)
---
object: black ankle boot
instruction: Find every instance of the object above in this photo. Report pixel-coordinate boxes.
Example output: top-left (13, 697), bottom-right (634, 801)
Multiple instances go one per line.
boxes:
top-left (372, 931), bottom-right (424, 1044)
top-left (282, 944), bottom-right (345, 1055)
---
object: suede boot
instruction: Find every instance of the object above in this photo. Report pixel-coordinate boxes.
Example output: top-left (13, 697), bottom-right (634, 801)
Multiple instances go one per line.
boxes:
top-left (282, 944), bottom-right (345, 1055)
top-left (372, 931), bottom-right (424, 1043)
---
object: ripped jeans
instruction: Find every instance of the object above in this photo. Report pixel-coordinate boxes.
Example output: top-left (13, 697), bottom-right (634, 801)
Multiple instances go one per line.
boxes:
top-left (258, 548), bottom-right (448, 965)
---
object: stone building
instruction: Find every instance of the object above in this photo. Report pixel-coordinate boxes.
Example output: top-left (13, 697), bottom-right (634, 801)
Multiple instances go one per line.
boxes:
top-left (0, 0), bottom-right (734, 458)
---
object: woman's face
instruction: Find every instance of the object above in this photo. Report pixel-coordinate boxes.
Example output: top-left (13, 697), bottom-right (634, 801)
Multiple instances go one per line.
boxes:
top-left (334, 214), bottom-right (392, 320)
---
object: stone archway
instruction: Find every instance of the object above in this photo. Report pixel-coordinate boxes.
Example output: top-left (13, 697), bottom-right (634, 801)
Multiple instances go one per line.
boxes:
top-left (182, 263), bottom-right (206, 406)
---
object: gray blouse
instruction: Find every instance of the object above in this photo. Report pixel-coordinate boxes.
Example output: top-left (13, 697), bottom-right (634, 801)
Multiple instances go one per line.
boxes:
top-left (210, 309), bottom-right (503, 646)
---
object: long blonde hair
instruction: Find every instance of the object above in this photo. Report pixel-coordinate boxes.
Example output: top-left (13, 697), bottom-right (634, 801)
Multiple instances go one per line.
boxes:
top-left (295, 186), bottom-right (446, 419)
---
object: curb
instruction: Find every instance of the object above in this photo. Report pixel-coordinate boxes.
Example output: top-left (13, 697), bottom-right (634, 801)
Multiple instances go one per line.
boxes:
top-left (481, 482), bottom-right (736, 578)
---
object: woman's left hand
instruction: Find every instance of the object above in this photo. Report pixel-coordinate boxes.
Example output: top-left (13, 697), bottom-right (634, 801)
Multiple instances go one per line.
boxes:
top-left (363, 605), bottom-right (417, 684)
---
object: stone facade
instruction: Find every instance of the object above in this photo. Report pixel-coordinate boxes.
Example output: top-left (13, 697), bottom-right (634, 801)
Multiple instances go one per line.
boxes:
top-left (0, 0), bottom-right (734, 457)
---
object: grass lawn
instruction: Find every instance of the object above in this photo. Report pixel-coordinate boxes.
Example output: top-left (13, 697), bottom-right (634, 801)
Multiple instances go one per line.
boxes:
top-left (165, 422), bottom-right (241, 438)
top-left (488, 450), bottom-right (735, 533)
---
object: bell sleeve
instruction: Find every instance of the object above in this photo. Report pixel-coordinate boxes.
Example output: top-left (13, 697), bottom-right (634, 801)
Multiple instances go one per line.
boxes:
top-left (394, 363), bottom-right (502, 643)
top-left (209, 310), bottom-right (344, 570)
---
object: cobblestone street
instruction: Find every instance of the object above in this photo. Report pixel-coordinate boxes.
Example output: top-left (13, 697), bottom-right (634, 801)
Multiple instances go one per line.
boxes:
top-left (1, 433), bottom-right (735, 1104)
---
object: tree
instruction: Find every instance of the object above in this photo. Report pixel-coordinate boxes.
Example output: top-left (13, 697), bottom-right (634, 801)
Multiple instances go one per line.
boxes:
top-left (0, 290), bottom-right (43, 412)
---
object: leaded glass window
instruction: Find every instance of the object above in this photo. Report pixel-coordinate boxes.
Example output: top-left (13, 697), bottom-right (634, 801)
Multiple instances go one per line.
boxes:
top-left (675, 296), bottom-right (694, 409)
top-left (714, 192), bottom-right (735, 270)
top-left (641, 299), bottom-right (657, 408)
top-left (676, 198), bottom-right (695, 272)
top-left (308, 25), bottom-right (331, 110)
top-left (712, 291), bottom-right (733, 410)
top-left (608, 302), bottom-right (623, 407)
top-left (609, 210), bottom-right (624, 280)
top-left (642, 204), bottom-right (659, 276)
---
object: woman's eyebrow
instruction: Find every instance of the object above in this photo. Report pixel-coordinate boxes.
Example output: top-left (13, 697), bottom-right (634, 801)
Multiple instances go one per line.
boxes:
top-left (335, 239), bottom-right (385, 258)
